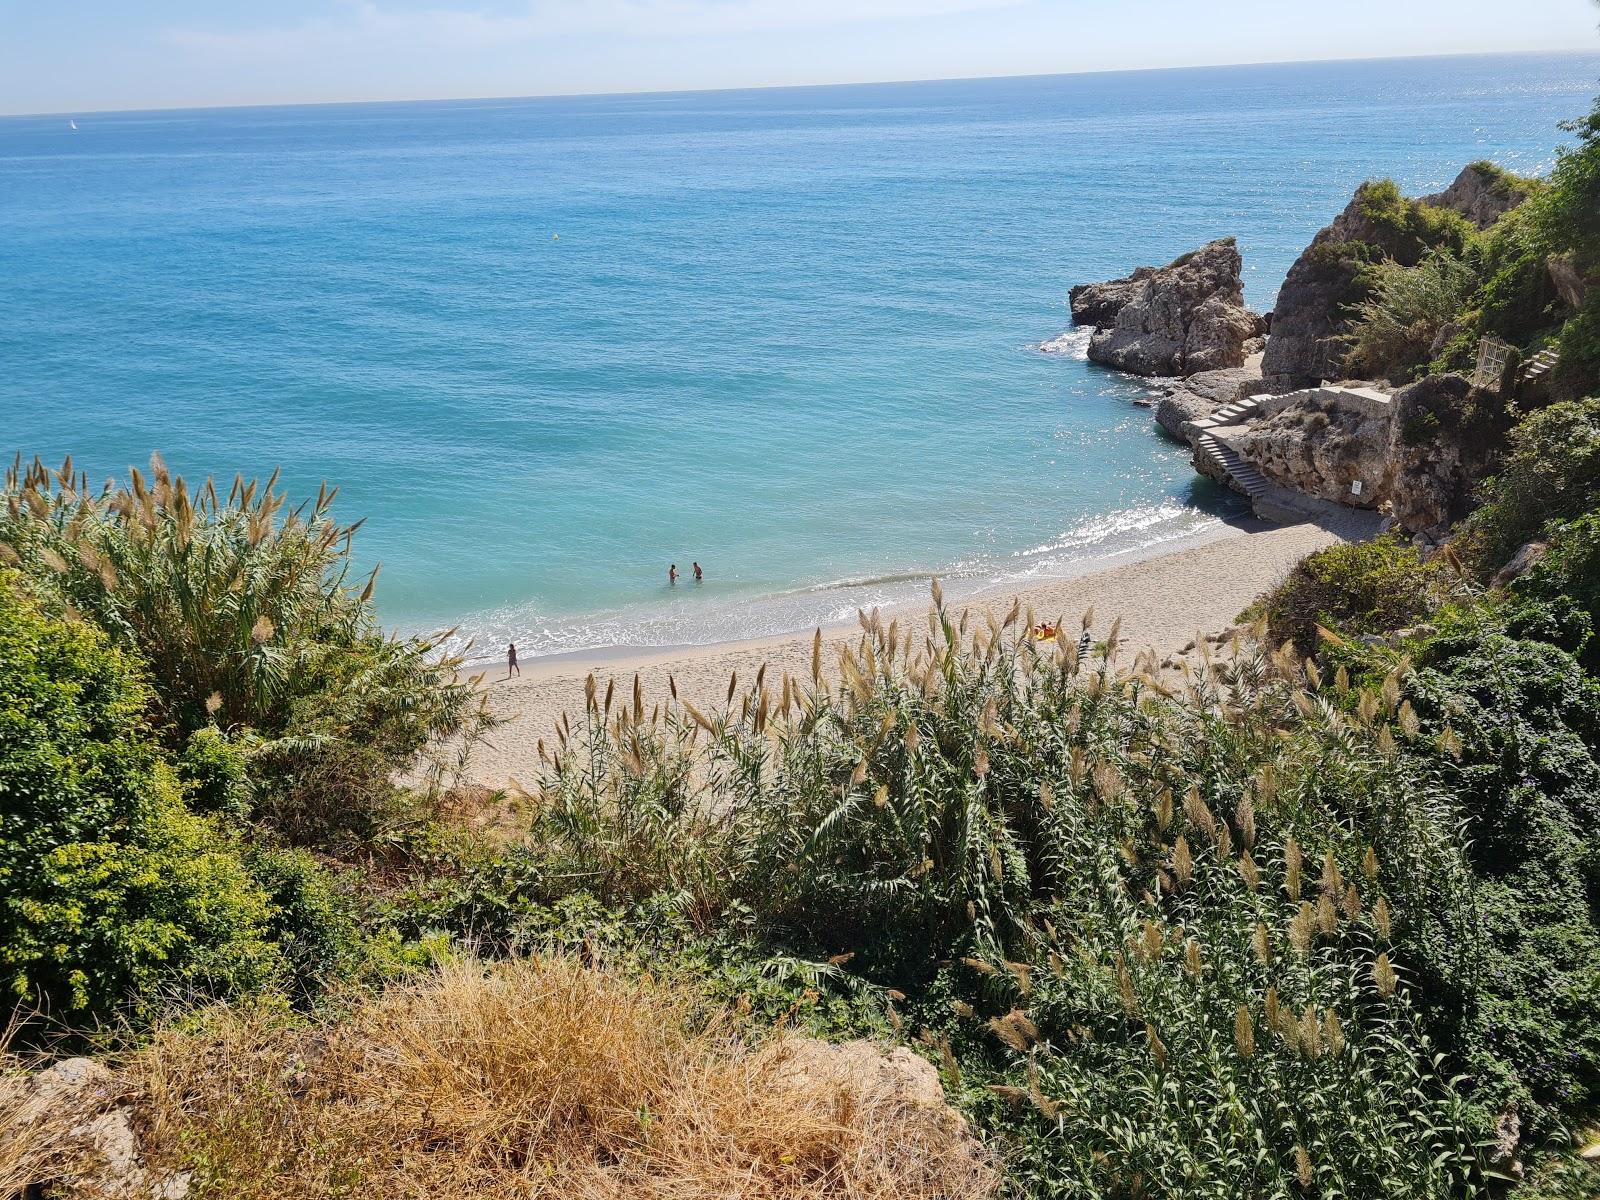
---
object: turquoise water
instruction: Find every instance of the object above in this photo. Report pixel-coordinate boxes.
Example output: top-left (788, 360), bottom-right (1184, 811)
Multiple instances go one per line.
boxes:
top-left (3, 53), bottom-right (1597, 657)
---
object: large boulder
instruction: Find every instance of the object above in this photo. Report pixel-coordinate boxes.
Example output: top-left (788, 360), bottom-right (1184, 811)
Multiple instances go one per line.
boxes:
top-left (771, 1038), bottom-right (1001, 1194)
top-left (1072, 238), bottom-right (1267, 377)
top-left (1421, 162), bottom-right (1533, 230)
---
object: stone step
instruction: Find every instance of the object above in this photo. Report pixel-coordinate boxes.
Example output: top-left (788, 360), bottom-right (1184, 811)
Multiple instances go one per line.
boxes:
top-left (1195, 432), bottom-right (1270, 499)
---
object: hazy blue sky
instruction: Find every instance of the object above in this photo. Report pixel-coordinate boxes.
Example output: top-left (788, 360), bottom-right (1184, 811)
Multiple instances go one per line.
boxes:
top-left (2, 0), bottom-right (1597, 115)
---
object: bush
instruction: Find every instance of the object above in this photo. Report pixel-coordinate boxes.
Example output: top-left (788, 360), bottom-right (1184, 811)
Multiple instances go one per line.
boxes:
top-left (0, 572), bottom-right (281, 1029)
top-left (1469, 202), bottom-right (1564, 351)
top-left (243, 847), bottom-right (366, 1003)
top-left (1508, 511), bottom-right (1600, 670)
top-left (1403, 624), bottom-right (1600, 1137)
top-left (1463, 398), bottom-right (1600, 573)
top-left (1345, 250), bottom-right (1478, 382)
top-left (0, 455), bottom-right (492, 844)
top-left (1544, 100), bottom-right (1600, 396)
top-left (1355, 179), bottom-right (1475, 264)
top-left (1262, 535), bottom-right (1445, 652)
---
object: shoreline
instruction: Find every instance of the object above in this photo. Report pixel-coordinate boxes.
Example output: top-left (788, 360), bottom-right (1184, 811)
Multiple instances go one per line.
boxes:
top-left (455, 508), bottom-right (1381, 789)
top-left (453, 502), bottom-right (1253, 679)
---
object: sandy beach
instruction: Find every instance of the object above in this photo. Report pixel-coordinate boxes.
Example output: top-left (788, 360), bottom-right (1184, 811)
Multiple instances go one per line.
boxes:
top-left (458, 510), bottom-right (1379, 789)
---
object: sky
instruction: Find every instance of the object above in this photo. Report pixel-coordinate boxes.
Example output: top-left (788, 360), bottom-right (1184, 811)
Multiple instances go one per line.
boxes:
top-left (1, 0), bottom-right (1597, 116)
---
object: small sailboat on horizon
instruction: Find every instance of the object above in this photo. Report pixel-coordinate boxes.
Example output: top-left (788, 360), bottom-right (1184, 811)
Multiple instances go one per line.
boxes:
top-left (69, 119), bottom-right (77, 130)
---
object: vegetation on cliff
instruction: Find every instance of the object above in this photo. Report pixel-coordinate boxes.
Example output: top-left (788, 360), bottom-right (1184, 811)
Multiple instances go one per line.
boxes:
top-left (1342, 96), bottom-right (1600, 396)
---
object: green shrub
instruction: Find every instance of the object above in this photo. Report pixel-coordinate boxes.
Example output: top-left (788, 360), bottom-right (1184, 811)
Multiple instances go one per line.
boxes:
top-left (1463, 398), bottom-right (1600, 573)
top-left (243, 847), bottom-right (365, 1003)
top-left (177, 725), bottom-right (251, 817)
top-left (1402, 407), bottom-right (1443, 446)
top-left (1263, 535), bottom-right (1446, 652)
top-left (1464, 160), bottom-right (1539, 205)
top-left (1469, 202), bottom-right (1564, 350)
top-left (1403, 624), bottom-right (1600, 1137)
top-left (524, 601), bottom-right (1499, 1193)
top-left (1345, 250), bottom-right (1478, 382)
top-left (1508, 511), bottom-right (1600, 670)
top-left (0, 455), bottom-right (493, 845)
top-left (1355, 179), bottom-right (1475, 264)
top-left (0, 572), bottom-right (281, 1029)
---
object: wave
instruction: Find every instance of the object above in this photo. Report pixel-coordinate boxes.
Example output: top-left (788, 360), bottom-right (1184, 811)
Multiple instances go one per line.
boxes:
top-left (1035, 327), bottom-right (1093, 359)
top-left (425, 501), bottom-right (1229, 665)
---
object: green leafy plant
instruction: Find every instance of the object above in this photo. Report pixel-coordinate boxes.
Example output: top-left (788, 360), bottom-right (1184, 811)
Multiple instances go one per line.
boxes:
top-left (0, 571), bottom-right (281, 1030)
top-left (1462, 398), bottom-right (1600, 574)
top-left (1262, 535), bottom-right (1449, 653)
top-left (0, 455), bottom-right (493, 843)
top-left (1345, 250), bottom-right (1478, 382)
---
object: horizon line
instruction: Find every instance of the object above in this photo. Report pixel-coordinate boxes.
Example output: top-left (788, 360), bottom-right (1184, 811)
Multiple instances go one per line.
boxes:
top-left (4, 45), bottom-right (1595, 122)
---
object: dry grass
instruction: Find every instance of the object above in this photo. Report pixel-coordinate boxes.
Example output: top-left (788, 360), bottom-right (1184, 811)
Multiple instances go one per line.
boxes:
top-left (121, 956), bottom-right (997, 1200)
top-left (1, 1047), bottom-right (101, 1197)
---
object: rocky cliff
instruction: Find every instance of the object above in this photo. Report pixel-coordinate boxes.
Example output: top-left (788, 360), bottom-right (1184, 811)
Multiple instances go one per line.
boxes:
top-left (1230, 391), bottom-right (1393, 509)
top-left (1421, 162), bottom-right (1534, 230)
top-left (1069, 238), bottom-right (1267, 377)
top-left (1262, 169), bottom-right (1532, 386)
top-left (1383, 373), bottom-right (1511, 538)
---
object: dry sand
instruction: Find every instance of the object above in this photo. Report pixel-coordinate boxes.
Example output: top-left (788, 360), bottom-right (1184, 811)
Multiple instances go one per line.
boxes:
top-left (458, 511), bottom-right (1380, 789)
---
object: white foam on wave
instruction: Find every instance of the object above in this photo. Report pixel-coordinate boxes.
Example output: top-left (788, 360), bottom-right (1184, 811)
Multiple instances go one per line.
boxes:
top-left (424, 500), bottom-right (1229, 666)
top-left (1035, 327), bottom-right (1093, 359)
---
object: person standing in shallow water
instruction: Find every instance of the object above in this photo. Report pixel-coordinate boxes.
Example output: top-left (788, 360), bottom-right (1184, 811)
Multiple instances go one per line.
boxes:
top-left (692, 561), bottom-right (703, 583)
top-left (669, 563), bottom-right (679, 585)
top-left (507, 643), bottom-right (519, 678)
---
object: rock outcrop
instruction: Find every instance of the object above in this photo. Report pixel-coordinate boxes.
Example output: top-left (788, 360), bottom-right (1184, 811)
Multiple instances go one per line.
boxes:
top-left (1071, 238), bottom-right (1267, 377)
top-left (1, 1057), bottom-right (190, 1199)
top-left (1383, 374), bottom-right (1479, 537)
top-left (1491, 541), bottom-right (1551, 588)
top-left (1150, 360), bottom-right (1274, 441)
top-left (1069, 274), bottom-right (1146, 328)
top-left (1264, 167), bottom-right (1532, 386)
top-left (1261, 191), bottom-right (1396, 385)
top-left (1422, 162), bottom-right (1532, 230)
top-left (1548, 252), bottom-right (1589, 311)
top-left (1231, 391), bottom-right (1393, 509)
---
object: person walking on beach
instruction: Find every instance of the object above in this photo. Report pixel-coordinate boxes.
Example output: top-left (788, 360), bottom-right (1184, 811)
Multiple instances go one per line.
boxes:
top-left (669, 563), bottom-right (679, 585)
top-left (507, 642), bottom-right (520, 678)
top-left (692, 561), bottom-right (703, 583)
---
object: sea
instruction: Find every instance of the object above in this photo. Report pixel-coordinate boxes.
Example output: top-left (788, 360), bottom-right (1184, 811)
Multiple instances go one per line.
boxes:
top-left (3, 52), bottom-right (1597, 659)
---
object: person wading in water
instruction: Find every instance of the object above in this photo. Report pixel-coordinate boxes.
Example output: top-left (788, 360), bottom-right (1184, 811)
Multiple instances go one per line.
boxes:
top-left (669, 563), bottom-right (679, 585)
top-left (507, 642), bottom-right (520, 678)
top-left (692, 561), bottom-right (704, 583)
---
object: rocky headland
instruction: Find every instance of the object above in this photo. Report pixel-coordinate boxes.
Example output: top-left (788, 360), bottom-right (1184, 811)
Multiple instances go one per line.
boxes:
top-left (1062, 160), bottom-right (1576, 544)
top-left (1262, 163), bottom-right (1534, 386)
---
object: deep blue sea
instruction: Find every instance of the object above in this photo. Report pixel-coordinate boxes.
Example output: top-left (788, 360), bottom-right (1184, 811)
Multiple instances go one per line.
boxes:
top-left (3, 53), bottom-right (1597, 658)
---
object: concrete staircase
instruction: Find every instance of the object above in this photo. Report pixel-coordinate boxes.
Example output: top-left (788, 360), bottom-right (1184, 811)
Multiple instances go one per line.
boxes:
top-left (1522, 348), bottom-right (1560, 388)
top-left (1190, 394), bottom-right (1265, 431)
top-left (1188, 394), bottom-right (1269, 499)
top-left (1194, 431), bottom-right (1270, 501)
